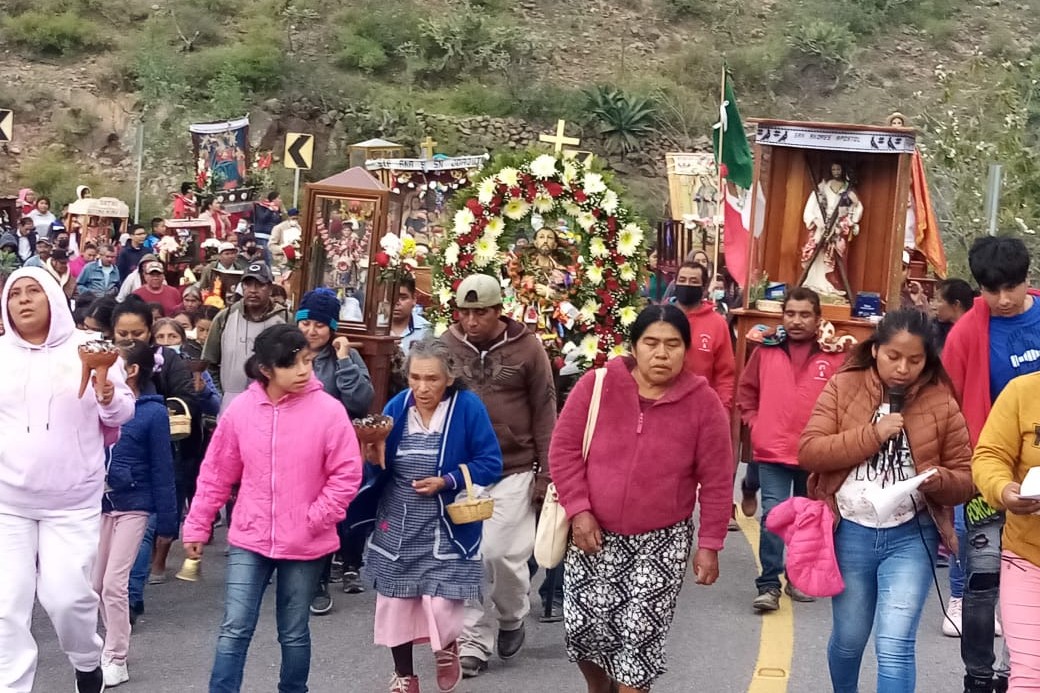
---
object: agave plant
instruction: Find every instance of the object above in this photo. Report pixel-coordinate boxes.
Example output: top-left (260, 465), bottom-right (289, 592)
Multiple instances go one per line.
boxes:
top-left (584, 86), bottom-right (659, 157)
top-left (0, 250), bottom-right (19, 288)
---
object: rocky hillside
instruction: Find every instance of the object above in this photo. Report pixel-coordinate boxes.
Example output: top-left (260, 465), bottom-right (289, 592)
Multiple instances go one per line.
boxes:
top-left (2, 0), bottom-right (1040, 268)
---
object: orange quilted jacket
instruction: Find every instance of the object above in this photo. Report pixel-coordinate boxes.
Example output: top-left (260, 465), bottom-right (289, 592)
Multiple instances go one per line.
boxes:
top-left (798, 367), bottom-right (974, 551)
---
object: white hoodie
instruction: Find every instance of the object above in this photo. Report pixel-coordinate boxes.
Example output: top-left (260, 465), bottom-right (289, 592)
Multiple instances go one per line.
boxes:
top-left (0, 267), bottom-right (135, 511)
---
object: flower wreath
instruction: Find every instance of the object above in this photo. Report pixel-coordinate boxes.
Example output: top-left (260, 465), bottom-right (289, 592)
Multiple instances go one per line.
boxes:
top-left (429, 152), bottom-right (649, 370)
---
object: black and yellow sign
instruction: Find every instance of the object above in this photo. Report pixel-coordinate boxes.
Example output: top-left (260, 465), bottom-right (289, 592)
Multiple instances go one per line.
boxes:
top-left (284, 133), bottom-right (314, 170)
top-left (0, 110), bottom-right (12, 143)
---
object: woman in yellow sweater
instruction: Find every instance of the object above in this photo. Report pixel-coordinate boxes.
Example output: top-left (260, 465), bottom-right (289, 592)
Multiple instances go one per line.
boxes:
top-left (972, 370), bottom-right (1040, 691)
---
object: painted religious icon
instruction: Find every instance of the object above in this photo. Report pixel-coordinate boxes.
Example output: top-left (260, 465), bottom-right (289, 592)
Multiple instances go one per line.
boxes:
top-left (800, 162), bottom-right (863, 300)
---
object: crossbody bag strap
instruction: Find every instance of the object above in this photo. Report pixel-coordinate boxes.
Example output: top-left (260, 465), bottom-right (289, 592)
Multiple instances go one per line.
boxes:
top-left (581, 368), bottom-right (607, 463)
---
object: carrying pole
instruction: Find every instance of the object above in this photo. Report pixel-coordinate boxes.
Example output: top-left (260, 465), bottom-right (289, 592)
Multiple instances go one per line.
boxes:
top-left (293, 168), bottom-right (301, 210)
top-left (713, 65), bottom-right (727, 275)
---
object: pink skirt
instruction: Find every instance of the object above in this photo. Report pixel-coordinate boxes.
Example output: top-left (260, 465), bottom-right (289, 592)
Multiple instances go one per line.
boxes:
top-left (373, 594), bottom-right (465, 651)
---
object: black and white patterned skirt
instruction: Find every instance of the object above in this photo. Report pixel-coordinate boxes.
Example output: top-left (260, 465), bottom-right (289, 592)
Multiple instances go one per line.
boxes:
top-left (563, 518), bottom-right (694, 690)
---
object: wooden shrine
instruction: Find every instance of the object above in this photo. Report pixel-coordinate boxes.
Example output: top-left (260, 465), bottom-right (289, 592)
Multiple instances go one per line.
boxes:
top-left (297, 166), bottom-right (400, 412)
top-left (732, 118), bottom-right (917, 369)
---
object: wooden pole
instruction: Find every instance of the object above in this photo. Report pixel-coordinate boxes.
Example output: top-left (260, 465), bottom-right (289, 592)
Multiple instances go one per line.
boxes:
top-left (712, 65), bottom-right (726, 276)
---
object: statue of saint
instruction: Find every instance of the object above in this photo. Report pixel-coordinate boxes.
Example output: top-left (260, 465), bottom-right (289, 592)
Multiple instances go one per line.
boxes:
top-left (799, 162), bottom-right (863, 300)
top-left (528, 226), bottom-right (571, 299)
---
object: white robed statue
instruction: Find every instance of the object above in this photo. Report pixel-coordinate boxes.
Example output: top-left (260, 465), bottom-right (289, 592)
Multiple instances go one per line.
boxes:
top-left (800, 162), bottom-right (863, 300)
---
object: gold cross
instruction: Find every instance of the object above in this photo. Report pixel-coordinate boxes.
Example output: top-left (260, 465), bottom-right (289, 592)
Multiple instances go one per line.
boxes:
top-left (539, 120), bottom-right (580, 154)
top-left (420, 135), bottom-right (437, 159)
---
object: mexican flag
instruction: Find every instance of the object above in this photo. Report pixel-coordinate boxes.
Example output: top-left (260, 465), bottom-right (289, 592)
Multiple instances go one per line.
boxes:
top-left (712, 73), bottom-right (753, 189)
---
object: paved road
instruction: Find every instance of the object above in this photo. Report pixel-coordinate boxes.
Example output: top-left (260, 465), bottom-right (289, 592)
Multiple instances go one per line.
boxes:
top-left (31, 482), bottom-right (967, 691)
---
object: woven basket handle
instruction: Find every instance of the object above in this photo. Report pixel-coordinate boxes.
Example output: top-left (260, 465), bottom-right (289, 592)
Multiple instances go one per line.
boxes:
top-left (167, 397), bottom-right (189, 415)
top-left (459, 464), bottom-right (475, 498)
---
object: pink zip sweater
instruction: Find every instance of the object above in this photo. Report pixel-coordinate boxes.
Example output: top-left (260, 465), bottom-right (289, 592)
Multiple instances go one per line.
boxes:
top-left (182, 378), bottom-right (363, 560)
top-left (549, 357), bottom-right (734, 550)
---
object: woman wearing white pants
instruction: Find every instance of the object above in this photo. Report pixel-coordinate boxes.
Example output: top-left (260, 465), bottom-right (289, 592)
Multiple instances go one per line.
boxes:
top-left (0, 267), bottom-right (135, 693)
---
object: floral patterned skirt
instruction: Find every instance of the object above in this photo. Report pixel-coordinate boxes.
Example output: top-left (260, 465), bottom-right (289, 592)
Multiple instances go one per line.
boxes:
top-left (563, 518), bottom-right (694, 690)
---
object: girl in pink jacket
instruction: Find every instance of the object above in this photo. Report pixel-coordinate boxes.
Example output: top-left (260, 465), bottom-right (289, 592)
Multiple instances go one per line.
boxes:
top-left (182, 324), bottom-right (363, 693)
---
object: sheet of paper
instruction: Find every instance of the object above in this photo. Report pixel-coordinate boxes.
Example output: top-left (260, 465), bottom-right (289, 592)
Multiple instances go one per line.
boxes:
top-left (1018, 466), bottom-right (1040, 500)
top-left (864, 468), bottom-right (938, 522)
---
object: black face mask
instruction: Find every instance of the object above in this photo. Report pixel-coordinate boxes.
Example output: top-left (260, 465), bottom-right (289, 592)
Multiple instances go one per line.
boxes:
top-left (675, 285), bottom-right (703, 306)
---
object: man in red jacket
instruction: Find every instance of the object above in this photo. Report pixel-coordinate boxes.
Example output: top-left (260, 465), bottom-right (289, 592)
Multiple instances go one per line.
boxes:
top-left (737, 288), bottom-right (845, 612)
top-left (943, 236), bottom-right (1040, 693)
top-left (674, 262), bottom-right (735, 410)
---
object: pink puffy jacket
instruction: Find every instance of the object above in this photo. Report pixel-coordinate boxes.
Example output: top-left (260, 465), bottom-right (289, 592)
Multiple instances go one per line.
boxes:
top-left (182, 378), bottom-right (363, 560)
top-left (764, 496), bottom-right (844, 598)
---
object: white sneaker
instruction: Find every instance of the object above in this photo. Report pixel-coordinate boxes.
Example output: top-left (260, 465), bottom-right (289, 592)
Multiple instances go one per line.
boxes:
top-left (942, 597), bottom-right (962, 637)
top-left (996, 612), bottom-right (1003, 638)
top-left (101, 662), bottom-right (129, 687)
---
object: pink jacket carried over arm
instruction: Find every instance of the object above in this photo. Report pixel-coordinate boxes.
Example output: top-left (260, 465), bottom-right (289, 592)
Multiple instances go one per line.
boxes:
top-left (182, 378), bottom-right (363, 560)
top-left (549, 357), bottom-right (733, 550)
top-left (765, 496), bottom-right (844, 597)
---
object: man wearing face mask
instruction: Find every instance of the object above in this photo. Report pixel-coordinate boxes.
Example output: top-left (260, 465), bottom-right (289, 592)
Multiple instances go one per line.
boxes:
top-left (673, 262), bottom-right (735, 411)
top-left (268, 208), bottom-right (302, 279)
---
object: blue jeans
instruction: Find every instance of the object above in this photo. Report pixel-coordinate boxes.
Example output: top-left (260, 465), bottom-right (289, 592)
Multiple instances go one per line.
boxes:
top-left (209, 547), bottom-right (324, 693)
top-left (756, 462), bottom-right (808, 590)
top-left (128, 515), bottom-right (156, 606)
top-left (949, 504), bottom-right (967, 598)
top-left (829, 515), bottom-right (939, 693)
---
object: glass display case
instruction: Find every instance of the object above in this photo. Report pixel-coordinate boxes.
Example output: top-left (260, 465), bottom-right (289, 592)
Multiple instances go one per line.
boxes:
top-left (300, 167), bottom-right (395, 336)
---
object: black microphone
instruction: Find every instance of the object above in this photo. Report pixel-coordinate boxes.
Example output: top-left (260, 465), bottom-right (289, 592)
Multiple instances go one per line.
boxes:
top-left (887, 386), bottom-right (906, 459)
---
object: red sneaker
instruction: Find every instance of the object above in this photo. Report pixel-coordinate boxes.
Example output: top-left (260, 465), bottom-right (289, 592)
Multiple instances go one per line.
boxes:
top-left (434, 642), bottom-right (462, 693)
top-left (389, 673), bottom-right (419, 693)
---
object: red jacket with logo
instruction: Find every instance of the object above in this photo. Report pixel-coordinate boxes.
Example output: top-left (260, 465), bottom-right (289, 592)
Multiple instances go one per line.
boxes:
top-left (682, 303), bottom-right (736, 410)
top-left (737, 341), bottom-right (845, 466)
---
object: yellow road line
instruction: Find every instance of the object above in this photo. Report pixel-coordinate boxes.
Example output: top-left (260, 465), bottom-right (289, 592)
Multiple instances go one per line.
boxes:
top-left (738, 513), bottom-right (795, 693)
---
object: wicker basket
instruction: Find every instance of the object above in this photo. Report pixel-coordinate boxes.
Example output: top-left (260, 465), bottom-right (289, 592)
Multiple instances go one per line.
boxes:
top-left (446, 464), bottom-right (495, 525)
top-left (167, 397), bottom-right (192, 441)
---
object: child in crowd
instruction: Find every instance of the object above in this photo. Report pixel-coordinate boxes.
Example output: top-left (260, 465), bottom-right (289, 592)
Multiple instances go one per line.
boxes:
top-left (93, 341), bottom-right (177, 688)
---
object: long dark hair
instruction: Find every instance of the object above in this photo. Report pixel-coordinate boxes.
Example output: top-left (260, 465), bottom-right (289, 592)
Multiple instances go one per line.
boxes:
top-left (111, 295), bottom-right (153, 336)
top-left (842, 309), bottom-right (949, 388)
top-left (245, 324), bottom-right (308, 386)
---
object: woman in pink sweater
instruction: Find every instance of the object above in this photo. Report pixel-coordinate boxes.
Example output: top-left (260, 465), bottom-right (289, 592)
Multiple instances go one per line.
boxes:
top-left (181, 324), bottom-right (363, 693)
top-left (550, 304), bottom-right (734, 693)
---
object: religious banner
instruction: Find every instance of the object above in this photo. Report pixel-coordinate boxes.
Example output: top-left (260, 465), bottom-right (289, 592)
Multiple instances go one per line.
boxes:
top-left (755, 124), bottom-right (916, 154)
top-left (665, 153), bottom-right (719, 222)
top-left (190, 116), bottom-right (250, 191)
top-left (365, 155), bottom-right (489, 172)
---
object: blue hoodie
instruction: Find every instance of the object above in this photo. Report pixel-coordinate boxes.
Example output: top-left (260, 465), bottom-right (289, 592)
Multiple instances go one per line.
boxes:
top-left (103, 393), bottom-right (179, 537)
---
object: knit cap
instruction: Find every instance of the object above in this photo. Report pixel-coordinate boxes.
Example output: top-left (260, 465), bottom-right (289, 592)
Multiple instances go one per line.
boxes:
top-left (296, 288), bottom-right (340, 330)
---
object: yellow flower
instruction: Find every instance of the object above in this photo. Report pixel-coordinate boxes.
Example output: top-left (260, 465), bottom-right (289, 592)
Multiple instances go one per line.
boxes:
top-left (619, 305), bottom-right (638, 327)
top-left (577, 211), bottom-right (597, 231)
top-left (563, 201), bottom-right (582, 219)
top-left (401, 236), bottom-right (417, 256)
top-left (503, 198), bottom-right (531, 220)
top-left (579, 334), bottom-right (600, 362)
top-left (619, 263), bottom-right (636, 282)
top-left (585, 265), bottom-right (604, 285)
top-left (608, 344), bottom-right (629, 359)
top-left (497, 167), bottom-right (520, 187)
top-left (437, 287), bottom-right (453, 305)
top-left (477, 177), bottom-right (498, 205)
top-left (578, 299), bottom-right (601, 323)
top-left (617, 223), bottom-right (645, 257)
top-left (485, 216), bottom-right (505, 239)
top-left (589, 237), bottom-right (609, 258)
top-left (531, 155), bottom-right (558, 179)
top-left (562, 161), bottom-right (578, 183)
top-left (474, 236), bottom-right (498, 268)
top-left (533, 192), bottom-right (555, 213)
top-left (434, 321), bottom-right (449, 337)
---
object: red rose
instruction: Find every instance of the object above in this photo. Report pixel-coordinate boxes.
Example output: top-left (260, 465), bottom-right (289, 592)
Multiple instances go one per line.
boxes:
top-left (451, 279), bottom-right (462, 290)
top-left (444, 266), bottom-right (455, 278)
top-left (594, 353), bottom-right (607, 367)
top-left (607, 217), bottom-right (618, 232)
top-left (525, 184), bottom-right (537, 202)
top-left (574, 190), bottom-right (588, 204)
top-left (375, 251), bottom-right (390, 268)
top-left (544, 181), bottom-right (564, 198)
top-left (466, 198), bottom-right (484, 215)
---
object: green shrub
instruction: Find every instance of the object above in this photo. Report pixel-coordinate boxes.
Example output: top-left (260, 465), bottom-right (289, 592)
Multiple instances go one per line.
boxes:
top-left (337, 31), bottom-right (391, 72)
top-left (187, 25), bottom-right (285, 92)
top-left (54, 108), bottom-right (100, 149)
top-left (584, 86), bottom-right (659, 155)
top-left (19, 150), bottom-right (104, 201)
top-left (333, 0), bottom-right (424, 74)
top-left (419, 10), bottom-right (531, 79)
top-left (788, 19), bottom-right (857, 65)
top-left (725, 40), bottom-right (788, 93)
top-left (444, 80), bottom-right (515, 117)
top-left (3, 9), bottom-right (105, 56)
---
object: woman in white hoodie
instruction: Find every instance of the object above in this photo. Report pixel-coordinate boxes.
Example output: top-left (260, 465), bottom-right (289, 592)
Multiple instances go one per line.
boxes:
top-left (0, 267), bottom-right (135, 693)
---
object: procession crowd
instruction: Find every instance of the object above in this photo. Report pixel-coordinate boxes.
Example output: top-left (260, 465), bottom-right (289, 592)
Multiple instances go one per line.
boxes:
top-left (2, 181), bottom-right (1040, 693)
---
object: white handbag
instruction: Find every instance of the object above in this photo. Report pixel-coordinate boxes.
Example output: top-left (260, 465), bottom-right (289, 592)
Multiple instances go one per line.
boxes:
top-left (534, 368), bottom-right (606, 568)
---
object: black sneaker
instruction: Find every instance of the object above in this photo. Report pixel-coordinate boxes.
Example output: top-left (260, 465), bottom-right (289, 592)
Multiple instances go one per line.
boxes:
top-left (460, 655), bottom-right (487, 678)
top-left (538, 602), bottom-right (564, 623)
top-left (309, 582), bottom-right (333, 615)
top-left (74, 666), bottom-right (105, 693)
top-left (342, 569), bottom-right (365, 594)
top-left (497, 623), bottom-right (525, 660)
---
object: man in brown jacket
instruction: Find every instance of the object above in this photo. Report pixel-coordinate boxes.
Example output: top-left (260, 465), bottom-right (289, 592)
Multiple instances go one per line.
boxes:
top-left (443, 273), bottom-right (556, 678)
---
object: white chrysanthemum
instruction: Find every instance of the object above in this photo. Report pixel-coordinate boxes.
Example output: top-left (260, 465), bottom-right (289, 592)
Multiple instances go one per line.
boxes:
top-left (579, 334), bottom-right (600, 362)
top-left (453, 209), bottom-right (476, 236)
top-left (474, 236), bottom-right (497, 267)
top-left (576, 211), bottom-right (597, 231)
top-left (434, 321), bottom-right (449, 337)
top-left (578, 299), bottom-right (601, 323)
top-left (562, 201), bottom-right (582, 219)
top-left (601, 189), bottom-right (619, 215)
top-left (379, 232), bottom-right (402, 256)
top-left (530, 155), bottom-right (558, 179)
top-left (437, 287), bottom-right (453, 305)
top-left (608, 344), bottom-right (629, 359)
top-left (533, 192), bottom-right (555, 214)
top-left (589, 237), bottom-right (609, 259)
top-left (617, 223), bottom-right (645, 257)
top-left (503, 198), bottom-right (531, 220)
top-left (586, 264), bottom-right (604, 285)
top-left (477, 177), bottom-right (498, 205)
top-left (444, 242), bottom-right (460, 266)
top-left (619, 305), bottom-right (638, 327)
top-left (619, 263), bottom-right (637, 282)
top-left (485, 216), bottom-right (505, 239)
top-left (582, 172), bottom-right (607, 195)
top-left (497, 167), bottom-right (520, 188)
top-left (562, 161), bottom-right (578, 183)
